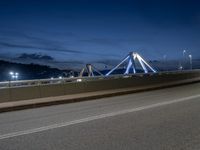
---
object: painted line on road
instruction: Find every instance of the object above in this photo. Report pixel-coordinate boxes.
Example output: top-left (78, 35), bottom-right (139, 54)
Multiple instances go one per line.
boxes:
top-left (0, 94), bottom-right (200, 140)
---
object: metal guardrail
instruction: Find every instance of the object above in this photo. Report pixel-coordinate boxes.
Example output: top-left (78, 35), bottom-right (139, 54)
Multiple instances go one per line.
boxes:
top-left (0, 75), bottom-right (127, 89)
top-left (0, 74), bottom-right (148, 88)
top-left (0, 70), bottom-right (199, 89)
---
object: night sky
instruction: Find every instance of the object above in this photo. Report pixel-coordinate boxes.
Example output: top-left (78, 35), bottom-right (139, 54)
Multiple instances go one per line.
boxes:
top-left (0, 0), bottom-right (199, 69)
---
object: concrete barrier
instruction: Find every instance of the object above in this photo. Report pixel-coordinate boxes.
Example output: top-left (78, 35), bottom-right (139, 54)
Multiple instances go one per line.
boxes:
top-left (0, 88), bottom-right (10, 103)
top-left (0, 70), bottom-right (200, 103)
top-left (10, 86), bottom-right (40, 101)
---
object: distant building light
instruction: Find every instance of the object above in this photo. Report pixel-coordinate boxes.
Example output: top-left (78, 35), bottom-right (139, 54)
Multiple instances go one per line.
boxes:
top-left (59, 76), bottom-right (62, 79)
top-left (123, 75), bottom-right (130, 78)
top-left (179, 66), bottom-right (183, 70)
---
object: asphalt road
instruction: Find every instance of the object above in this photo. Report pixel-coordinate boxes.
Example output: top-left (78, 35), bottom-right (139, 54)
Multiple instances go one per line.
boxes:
top-left (0, 82), bottom-right (200, 150)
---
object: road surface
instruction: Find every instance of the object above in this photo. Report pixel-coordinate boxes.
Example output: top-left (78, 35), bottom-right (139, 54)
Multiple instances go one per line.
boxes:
top-left (0, 82), bottom-right (200, 150)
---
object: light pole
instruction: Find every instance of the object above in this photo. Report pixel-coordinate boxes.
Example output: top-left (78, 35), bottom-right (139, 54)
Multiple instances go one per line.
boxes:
top-left (180, 50), bottom-right (186, 70)
top-left (182, 50), bottom-right (186, 70)
top-left (163, 55), bottom-right (167, 71)
top-left (189, 54), bottom-right (192, 70)
top-left (178, 61), bottom-right (183, 71)
top-left (183, 50), bottom-right (186, 57)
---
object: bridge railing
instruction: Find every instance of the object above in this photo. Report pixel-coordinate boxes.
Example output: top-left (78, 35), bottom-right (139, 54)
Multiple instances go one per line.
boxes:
top-left (0, 69), bottom-right (199, 89)
top-left (0, 73), bottom-right (149, 88)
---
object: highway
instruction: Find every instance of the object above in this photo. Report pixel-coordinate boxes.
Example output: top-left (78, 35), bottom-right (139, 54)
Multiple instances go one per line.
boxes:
top-left (0, 82), bottom-right (200, 150)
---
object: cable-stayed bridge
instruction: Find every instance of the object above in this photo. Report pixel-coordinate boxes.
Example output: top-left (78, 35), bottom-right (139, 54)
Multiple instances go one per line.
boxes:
top-left (0, 51), bottom-right (199, 110)
top-left (0, 52), bottom-right (200, 150)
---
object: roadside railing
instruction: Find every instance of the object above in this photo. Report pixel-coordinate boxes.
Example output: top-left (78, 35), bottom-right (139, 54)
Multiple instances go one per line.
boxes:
top-left (0, 69), bottom-right (199, 89)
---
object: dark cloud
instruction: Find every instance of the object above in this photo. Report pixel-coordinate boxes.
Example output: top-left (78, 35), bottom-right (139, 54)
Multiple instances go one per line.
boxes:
top-left (53, 60), bottom-right (84, 65)
top-left (0, 41), bottom-right (80, 53)
top-left (0, 40), bottom-right (118, 58)
top-left (0, 30), bottom-right (82, 55)
top-left (18, 53), bottom-right (54, 61)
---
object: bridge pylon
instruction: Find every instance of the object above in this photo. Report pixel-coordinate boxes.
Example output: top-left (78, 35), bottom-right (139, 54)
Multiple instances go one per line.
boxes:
top-left (79, 64), bottom-right (104, 77)
top-left (106, 52), bottom-right (157, 76)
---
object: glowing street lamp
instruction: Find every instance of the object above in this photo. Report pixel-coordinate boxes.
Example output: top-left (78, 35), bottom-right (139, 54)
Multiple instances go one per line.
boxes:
top-left (9, 72), bottom-right (14, 76)
top-left (189, 54), bottom-right (192, 70)
top-left (182, 50), bottom-right (187, 70)
top-left (162, 55), bottom-right (169, 71)
top-left (9, 71), bottom-right (19, 80)
top-left (183, 50), bottom-right (186, 57)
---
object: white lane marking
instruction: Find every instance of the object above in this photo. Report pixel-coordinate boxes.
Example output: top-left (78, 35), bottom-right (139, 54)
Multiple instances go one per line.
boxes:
top-left (0, 94), bottom-right (200, 140)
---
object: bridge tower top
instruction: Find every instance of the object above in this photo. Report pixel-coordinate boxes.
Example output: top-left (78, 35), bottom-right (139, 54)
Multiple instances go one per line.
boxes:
top-left (106, 52), bottom-right (157, 76)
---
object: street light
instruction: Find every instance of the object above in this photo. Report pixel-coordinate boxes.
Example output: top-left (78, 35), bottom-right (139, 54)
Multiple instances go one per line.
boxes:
top-left (182, 50), bottom-right (187, 70)
top-left (183, 50), bottom-right (186, 57)
top-left (163, 55), bottom-right (167, 71)
top-left (9, 71), bottom-right (19, 80)
top-left (9, 72), bottom-right (14, 76)
top-left (189, 54), bottom-right (192, 70)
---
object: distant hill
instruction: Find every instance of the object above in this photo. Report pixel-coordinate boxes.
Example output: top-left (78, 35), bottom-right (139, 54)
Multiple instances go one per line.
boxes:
top-left (0, 60), bottom-right (78, 81)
